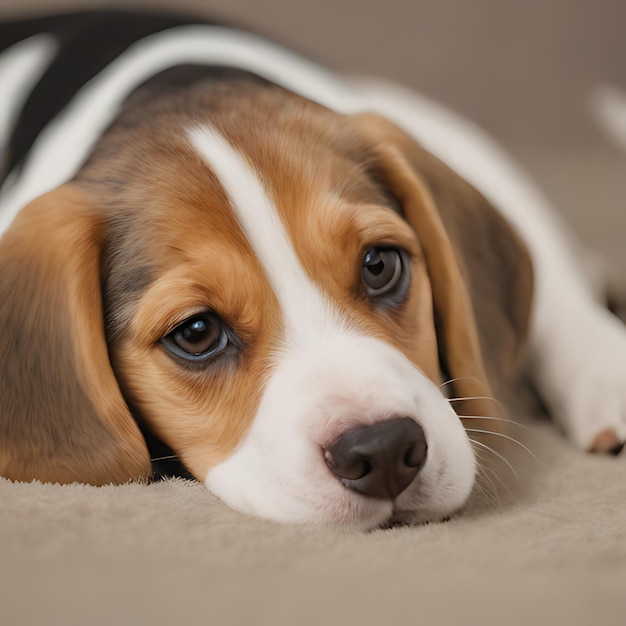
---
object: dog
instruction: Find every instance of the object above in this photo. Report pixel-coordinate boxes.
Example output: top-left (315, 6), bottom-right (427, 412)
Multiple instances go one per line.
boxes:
top-left (1, 9), bottom-right (624, 530)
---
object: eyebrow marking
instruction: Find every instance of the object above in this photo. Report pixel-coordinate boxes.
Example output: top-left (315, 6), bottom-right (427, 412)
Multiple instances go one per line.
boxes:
top-left (188, 125), bottom-right (349, 344)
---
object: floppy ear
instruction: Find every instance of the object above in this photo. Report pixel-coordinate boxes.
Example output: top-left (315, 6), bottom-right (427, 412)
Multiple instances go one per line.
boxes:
top-left (351, 113), bottom-right (533, 410)
top-left (0, 185), bottom-right (151, 485)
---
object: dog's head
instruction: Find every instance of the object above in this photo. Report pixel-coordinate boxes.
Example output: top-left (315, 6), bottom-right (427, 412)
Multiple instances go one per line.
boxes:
top-left (0, 82), bottom-right (532, 529)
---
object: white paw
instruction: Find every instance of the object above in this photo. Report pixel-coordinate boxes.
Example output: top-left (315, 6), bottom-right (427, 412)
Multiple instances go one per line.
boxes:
top-left (536, 306), bottom-right (626, 454)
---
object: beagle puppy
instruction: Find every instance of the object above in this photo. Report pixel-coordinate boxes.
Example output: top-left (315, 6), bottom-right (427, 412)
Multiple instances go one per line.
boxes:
top-left (1, 10), bottom-right (624, 529)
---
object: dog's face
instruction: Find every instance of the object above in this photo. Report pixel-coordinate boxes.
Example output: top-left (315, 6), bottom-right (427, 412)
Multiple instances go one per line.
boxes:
top-left (0, 84), bottom-right (532, 529)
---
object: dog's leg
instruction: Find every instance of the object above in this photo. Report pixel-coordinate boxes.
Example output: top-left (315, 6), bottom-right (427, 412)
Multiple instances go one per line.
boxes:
top-left (351, 77), bottom-right (626, 452)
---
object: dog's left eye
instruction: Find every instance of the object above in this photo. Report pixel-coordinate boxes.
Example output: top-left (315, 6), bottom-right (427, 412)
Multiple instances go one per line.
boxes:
top-left (361, 247), bottom-right (409, 301)
top-left (161, 313), bottom-right (229, 362)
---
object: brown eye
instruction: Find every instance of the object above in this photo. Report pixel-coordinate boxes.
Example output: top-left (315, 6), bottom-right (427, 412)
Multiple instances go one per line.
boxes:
top-left (362, 247), bottom-right (404, 296)
top-left (161, 313), bottom-right (229, 362)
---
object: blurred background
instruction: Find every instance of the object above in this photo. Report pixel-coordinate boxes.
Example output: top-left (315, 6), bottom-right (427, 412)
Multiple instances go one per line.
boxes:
top-left (2, 0), bottom-right (625, 268)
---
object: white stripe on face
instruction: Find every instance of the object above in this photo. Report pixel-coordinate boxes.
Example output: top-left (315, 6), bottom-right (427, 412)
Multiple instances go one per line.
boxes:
top-left (188, 125), bottom-right (349, 346)
top-left (188, 124), bottom-right (475, 527)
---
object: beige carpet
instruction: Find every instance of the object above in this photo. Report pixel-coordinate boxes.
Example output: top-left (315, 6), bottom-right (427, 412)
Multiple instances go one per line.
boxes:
top-left (1, 423), bottom-right (625, 625)
top-left (1, 1), bottom-right (625, 624)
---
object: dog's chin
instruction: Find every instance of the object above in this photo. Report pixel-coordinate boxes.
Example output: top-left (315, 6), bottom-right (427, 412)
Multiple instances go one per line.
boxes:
top-left (377, 509), bottom-right (453, 530)
top-left (325, 487), bottom-right (471, 530)
top-left (317, 505), bottom-right (456, 532)
top-left (290, 505), bottom-right (424, 532)
top-left (206, 468), bottom-right (474, 530)
top-left (213, 482), bottom-right (461, 530)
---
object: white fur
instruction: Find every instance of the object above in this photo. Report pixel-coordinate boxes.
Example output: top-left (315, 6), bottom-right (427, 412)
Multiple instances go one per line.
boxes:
top-left (189, 125), bottom-right (476, 528)
top-left (0, 26), bottom-right (361, 236)
top-left (350, 77), bottom-right (626, 448)
top-left (187, 126), bottom-right (348, 341)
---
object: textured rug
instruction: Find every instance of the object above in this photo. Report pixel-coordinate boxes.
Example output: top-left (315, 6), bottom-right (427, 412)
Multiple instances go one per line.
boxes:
top-left (1, 423), bottom-right (625, 626)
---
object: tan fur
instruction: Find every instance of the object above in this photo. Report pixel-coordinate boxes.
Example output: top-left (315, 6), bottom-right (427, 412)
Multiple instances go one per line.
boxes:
top-left (347, 113), bottom-right (534, 453)
top-left (207, 101), bottom-right (442, 384)
top-left (0, 81), bottom-right (532, 485)
top-left (81, 136), bottom-right (284, 479)
top-left (113, 244), bottom-right (283, 479)
top-left (0, 186), bottom-right (151, 485)
top-left (350, 114), bottom-right (534, 389)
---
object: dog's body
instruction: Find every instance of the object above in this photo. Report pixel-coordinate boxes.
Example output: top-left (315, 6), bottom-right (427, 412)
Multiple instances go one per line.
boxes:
top-left (1, 10), bottom-right (623, 529)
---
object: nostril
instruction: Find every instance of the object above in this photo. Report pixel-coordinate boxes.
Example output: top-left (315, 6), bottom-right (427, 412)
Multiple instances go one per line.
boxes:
top-left (404, 440), bottom-right (428, 469)
top-left (323, 417), bottom-right (428, 500)
top-left (324, 449), bottom-right (370, 481)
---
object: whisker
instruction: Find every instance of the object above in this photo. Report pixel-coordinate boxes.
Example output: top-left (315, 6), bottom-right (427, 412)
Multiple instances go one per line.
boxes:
top-left (448, 396), bottom-right (507, 417)
top-left (475, 459), bottom-right (508, 501)
top-left (447, 395), bottom-right (504, 406)
top-left (150, 455), bottom-right (180, 463)
top-left (470, 454), bottom-right (510, 507)
top-left (469, 438), bottom-right (519, 479)
top-left (438, 375), bottom-right (483, 389)
top-left (474, 453), bottom-right (502, 487)
top-left (464, 428), bottom-right (540, 463)
top-left (472, 473), bottom-right (499, 504)
top-left (458, 414), bottom-right (534, 432)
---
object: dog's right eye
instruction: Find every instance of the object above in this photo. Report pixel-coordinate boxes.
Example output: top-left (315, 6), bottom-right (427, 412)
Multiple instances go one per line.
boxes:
top-left (361, 247), bottom-right (411, 306)
top-left (160, 313), bottom-right (229, 362)
top-left (362, 248), bottom-right (402, 294)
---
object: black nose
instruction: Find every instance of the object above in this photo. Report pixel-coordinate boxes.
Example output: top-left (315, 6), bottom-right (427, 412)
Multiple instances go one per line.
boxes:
top-left (324, 417), bottom-right (427, 500)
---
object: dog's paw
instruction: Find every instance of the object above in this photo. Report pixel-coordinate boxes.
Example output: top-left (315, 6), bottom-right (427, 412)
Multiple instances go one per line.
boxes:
top-left (539, 306), bottom-right (626, 455)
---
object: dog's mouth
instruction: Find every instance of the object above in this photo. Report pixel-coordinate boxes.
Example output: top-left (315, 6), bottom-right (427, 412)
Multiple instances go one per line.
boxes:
top-left (379, 513), bottom-right (413, 530)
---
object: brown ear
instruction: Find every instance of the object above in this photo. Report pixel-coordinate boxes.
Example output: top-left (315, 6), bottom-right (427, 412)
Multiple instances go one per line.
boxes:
top-left (0, 185), bottom-right (151, 485)
top-left (351, 114), bottom-right (534, 402)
